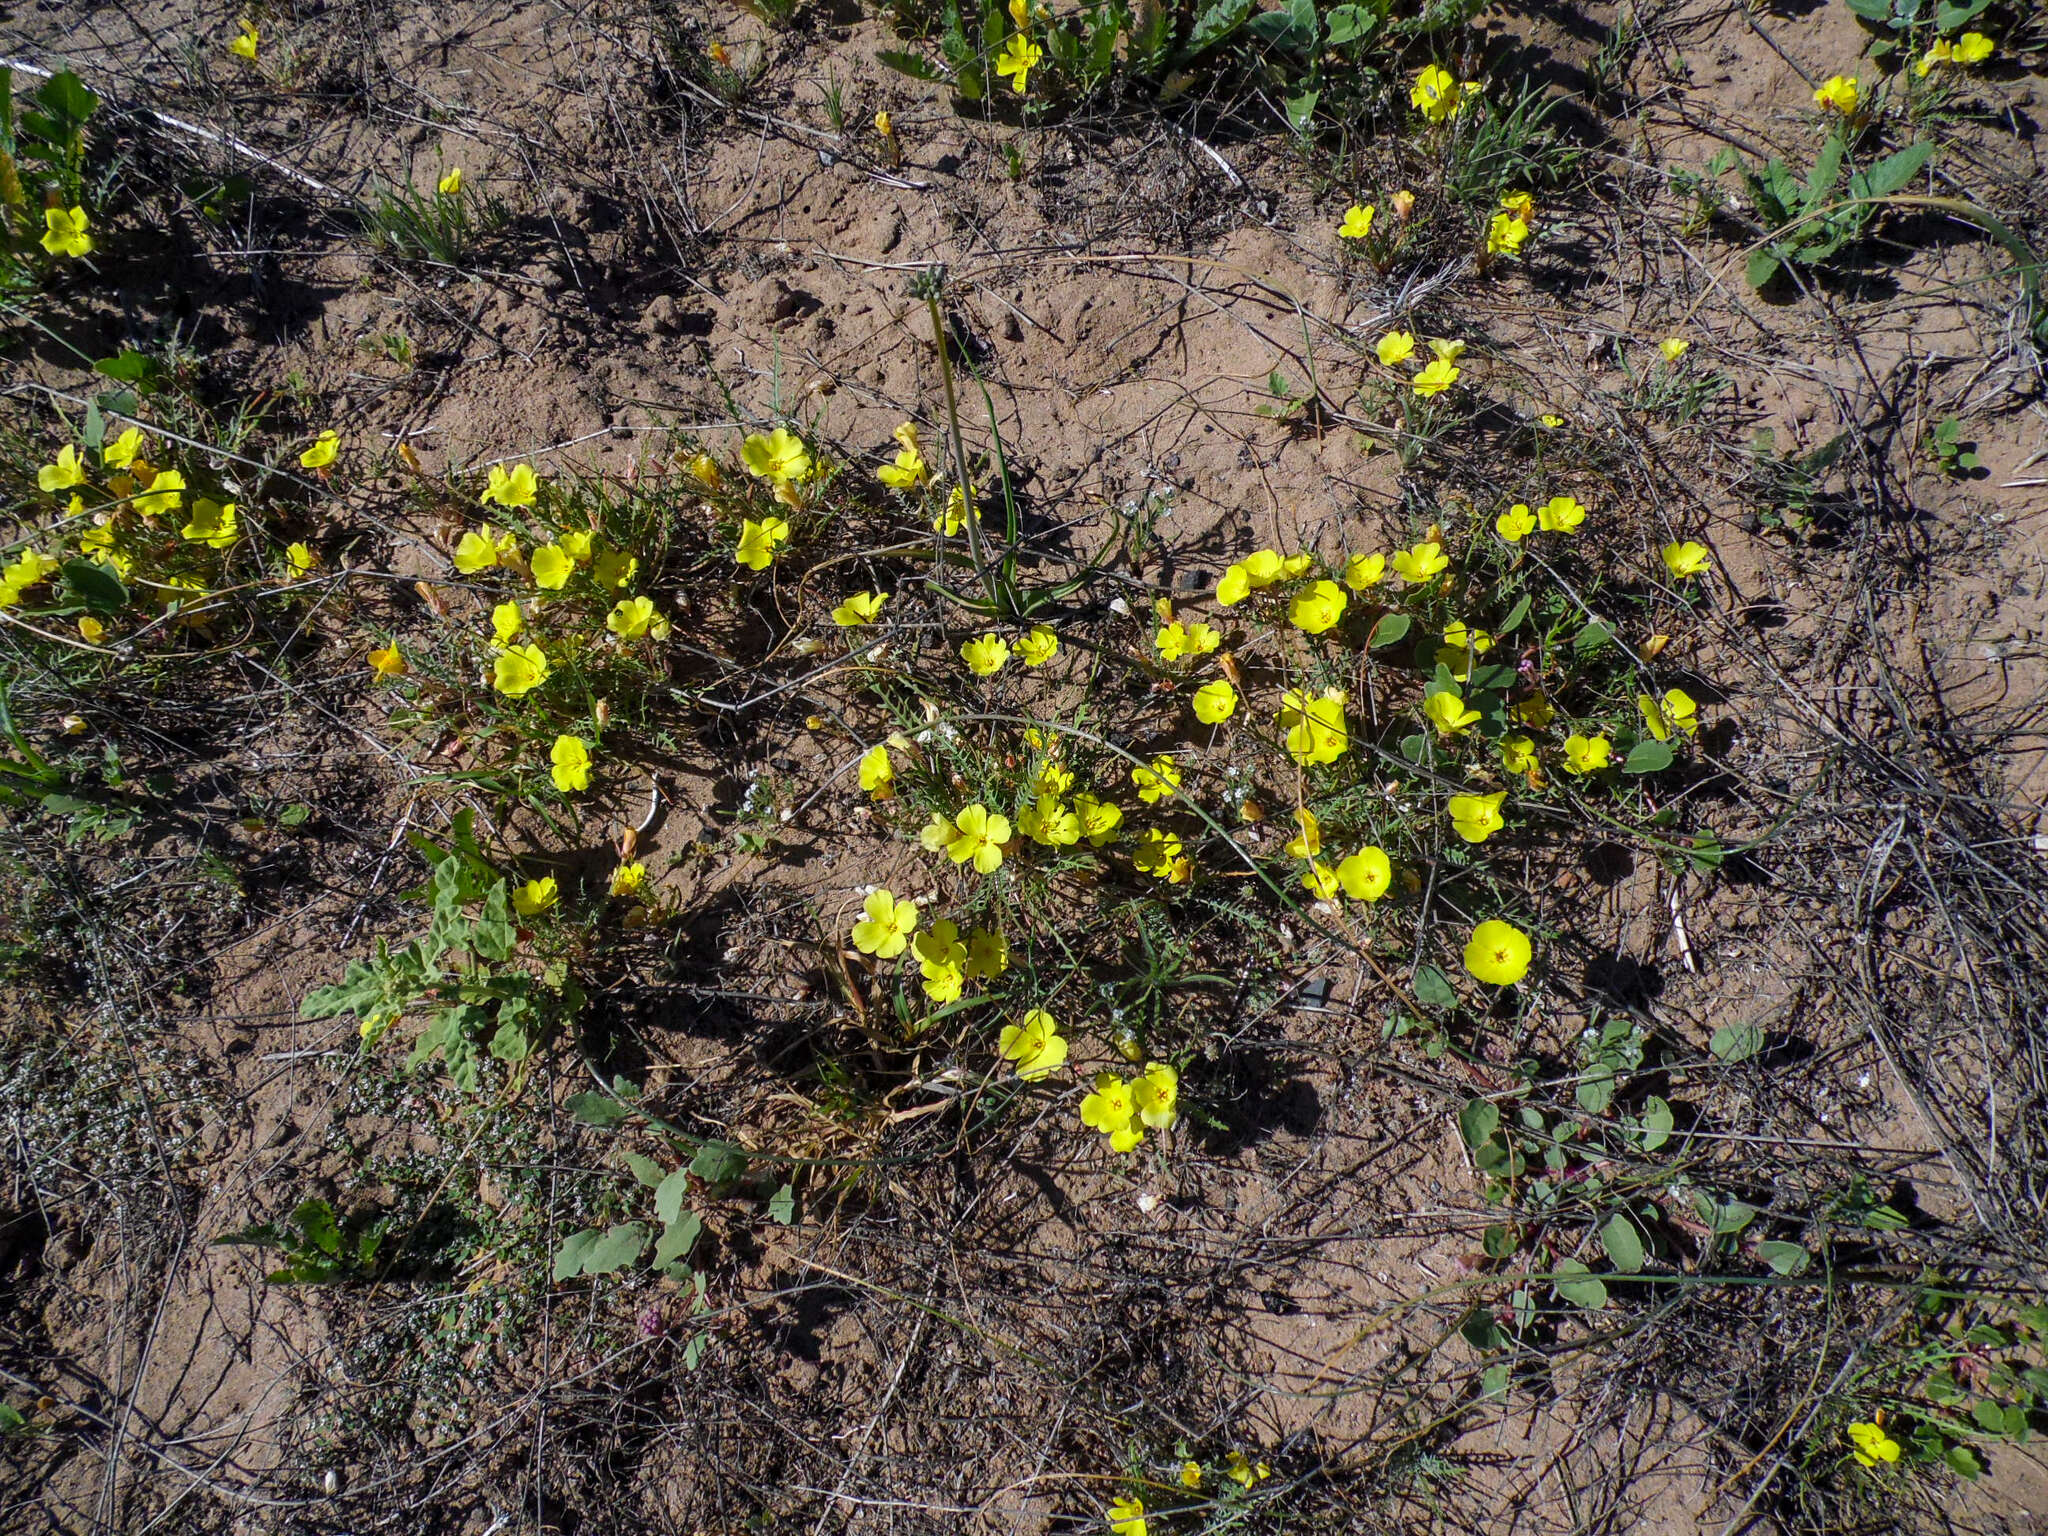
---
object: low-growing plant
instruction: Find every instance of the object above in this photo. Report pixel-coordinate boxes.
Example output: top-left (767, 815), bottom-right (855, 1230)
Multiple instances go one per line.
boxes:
top-left (1712, 133), bottom-right (1936, 290)
top-left (1928, 413), bottom-right (1981, 475)
top-left (0, 67), bottom-right (101, 294)
top-left (216, 1198), bottom-right (390, 1283)
top-left (360, 164), bottom-right (499, 266)
top-left (299, 812), bottom-right (585, 1090)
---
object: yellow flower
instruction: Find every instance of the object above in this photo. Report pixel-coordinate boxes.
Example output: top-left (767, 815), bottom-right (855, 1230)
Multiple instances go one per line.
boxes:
top-left (998, 1008), bottom-right (1068, 1080)
top-left (1016, 626), bottom-right (1059, 666)
top-left (593, 550), bottom-right (638, 590)
top-left (1412, 358), bottom-right (1461, 397)
top-left (1464, 919), bottom-right (1531, 985)
top-left (1536, 495), bottom-right (1587, 532)
top-left (1279, 688), bottom-right (1349, 766)
top-left (1438, 620), bottom-right (1493, 677)
top-left (1517, 693), bottom-right (1555, 728)
top-left (834, 590), bottom-right (887, 626)
top-left (550, 734), bottom-right (592, 793)
top-left (1496, 503), bottom-right (1536, 541)
top-left (1814, 74), bottom-right (1860, 115)
top-left (472, 462), bottom-right (536, 509)
top-left (1034, 760), bottom-right (1074, 798)
top-left (181, 499), bottom-right (238, 548)
top-left (1411, 64), bottom-right (1477, 123)
top-left (1073, 793), bottom-right (1123, 845)
top-left (1338, 204), bottom-right (1375, 240)
top-left (914, 919), bottom-right (967, 986)
top-left (1192, 679), bottom-right (1237, 724)
top-left (1486, 212), bottom-right (1530, 256)
top-left (438, 167), bottom-right (463, 196)
top-left (1448, 789), bottom-right (1507, 843)
top-left (453, 526), bottom-right (511, 573)
top-left (39, 445), bottom-right (87, 493)
top-left (368, 642), bottom-right (406, 679)
top-left (1423, 688), bottom-right (1482, 738)
top-left (1375, 331), bottom-right (1417, 367)
top-left (486, 602), bottom-right (523, 646)
top-left (1539, 413), bottom-right (1564, 428)
top-left (1224, 1451), bottom-right (1272, 1487)
top-left (492, 642), bottom-right (550, 697)
top-left (966, 927), bottom-right (1009, 979)
top-left (1154, 620), bottom-right (1220, 660)
top-left (687, 453), bottom-right (723, 488)
top-left (610, 862), bottom-right (648, 898)
top-left (961, 634), bottom-right (1010, 676)
top-left (134, 469), bottom-right (186, 517)
top-left (530, 544), bottom-right (574, 589)
top-left (1132, 828), bottom-right (1189, 884)
top-left (919, 811), bottom-right (957, 853)
top-left (736, 516), bottom-right (791, 571)
top-left (1638, 689), bottom-right (1699, 742)
top-left (1181, 1462), bottom-right (1203, 1489)
top-left (1391, 539), bottom-right (1448, 584)
top-left (741, 427), bottom-right (812, 485)
top-left (299, 431), bottom-right (341, 469)
top-left (1662, 540), bottom-right (1711, 578)
top-left (230, 18), bottom-right (259, 59)
top-left (607, 596), bottom-right (660, 639)
top-left (874, 109), bottom-right (894, 137)
top-left (1847, 1420), bottom-right (1901, 1468)
top-left (286, 542), bottom-right (317, 576)
top-left (1344, 552), bottom-right (1385, 590)
top-left (877, 432), bottom-right (929, 490)
top-left (857, 744), bottom-right (894, 796)
top-left (1562, 733), bottom-right (1611, 774)
top-left (1106, 1495), bottom-right (1149, 1536)
top-left (1659, 337), bottom-right (1689, 362)
top-left (935, 485), bottom-right (971, 536)
top-left (1500, 734), bottom-right (1537, 774)
top-left (1290, 579), bottom-right (1348, 635)
top-left (1132, 754), bottom-right (1181, 804)
top-left (1019, 795), bottom-right (1080, 846)
top-left (1081, 1075), bottom-right (1142, 1151)
top-left (1304, 861), bottom-right (1340, 900)
top-left (1500, 191), bottom-right (1534, 223)
top-left (1133, 1061), bottom-right (1178, 1130)
top-left (851, 888), bottom-right (918, 958)
top-left (946, 803), bottom-right (1012, 873)
top-left (513, 877), bottom-right (559, 917)
top-left (78, 617), bottom-right (104, 644)
top-left (995, 32), bottom-right (1042, 93)
top-left (1337, 846), bottom-right (1391, 901)
top-left (1954, 31), bottom-right (1994, 64)
top-left (1285, 808), bottom-right (1321, 859)
top-left (103, 428), bottom-right (145, 469)
top-left (41, 206), bottom-right (92, 258)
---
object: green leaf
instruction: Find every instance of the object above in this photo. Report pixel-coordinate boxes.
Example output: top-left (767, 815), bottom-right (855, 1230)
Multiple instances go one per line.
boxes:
top-left (767, 1181), bottom-right (796, 1226)
top-left (1746, 249), bottom-right (1783, 290)
top-left (654, 1166), bottom-right (691, 1227)
top-left (33, 71), bottom-right (98, 131)
top-left (1945, 1443), bottom-right (1982, 1478)
top-left (93, 350), bottom-right (159, 390)
top-left (1638, 1096), bottom-right (1674, 1151)
top-left (1413, 965), bottom-right (1458, 1011)
top-left (1496, 595), bottom-right (1532, 634)
top-left (1758, 1239), bottom-right (1810, 1275)
top-left (1323, 3), bottom-right (1375, 45)
top-left (1576, 1066), bottom-right (1616, 1116)
top-left (0, 1402), bottom-right (27, 1433)
top-left (1397, 732), bottom-right (1426, 765)
top-left (1971, 1399), bottom-right (2006, 1433)
top-left (293, 1199), bottom-right (341, 1257)
top-left (552, 1229), bottom-right (600, 1282)
top-left (1845, 0), bottom-right (1895, 20)
top-left (1552, 1258), bottom-right (1609, 1310)
top-left (1710, 1023), bottom-right (1765, 1063)
top-left (471, 880), bottom-right (515, 961)
top-left (1854, 140), bottom-right (1935, 201)
top-left (688, 1142), bottom-right (750, 1187)
top-left (1601, 1215), bottom-right (1646, 1273)
top-left (60, 558), bottom-right (128, 615)
top-left (1573, 620), bottom-right (1612, 657)
top-left (565, 1091), bottom-right (633, 1128)
top-left (1246, 0), bottom-right (1317, 56)
top-left (581, 1222), bottom-right (648, 1276)
top-left (1460, 1309), bottom-right (1506, 1351)
top-left (876, 48), bottom-right (948, 82)
top-left (1697, 1195), bottom-right (1756, 1235)
top-left (1479, 1362), bottom-right (1510, 1397)
top-left (622, 1152), bottom-right (666, 1188)
top-left (1283, 88), bottom-right (1320, 135)
top-left (1457, 1099), bottom-right (1501, 1150)
top-left (654, 1211), bottom-right (702, 1269)
top-left (1622, 740), bottom-right (1674, 775)
top-left (1179, 0), bottom-right (1255, 60)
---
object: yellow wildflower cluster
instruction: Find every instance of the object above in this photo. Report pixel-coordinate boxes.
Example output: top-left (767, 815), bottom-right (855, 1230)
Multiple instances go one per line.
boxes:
top-left (847, 887), bottom-right (1009, 1004)
top-left (1374, 333), bottom-right (1465, 397)
top-left (1080, 1061), bottom-right (1177, 1151)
